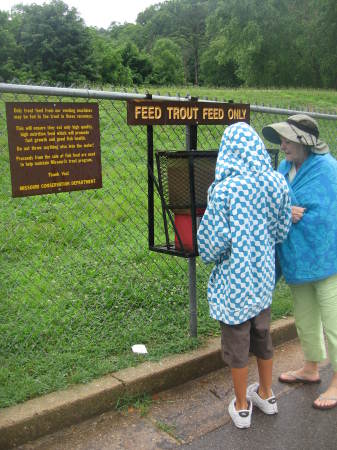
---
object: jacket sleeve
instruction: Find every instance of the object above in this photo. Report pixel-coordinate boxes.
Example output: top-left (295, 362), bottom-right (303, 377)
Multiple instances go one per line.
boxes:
top-left (275, 179), bottom-right (292, 243)
top-left (197, 189), bottom-right (231, 264)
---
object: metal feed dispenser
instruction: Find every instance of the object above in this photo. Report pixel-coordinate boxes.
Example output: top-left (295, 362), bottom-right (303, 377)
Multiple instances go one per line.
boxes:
top-left (155, 150), bottom-right (217, 257)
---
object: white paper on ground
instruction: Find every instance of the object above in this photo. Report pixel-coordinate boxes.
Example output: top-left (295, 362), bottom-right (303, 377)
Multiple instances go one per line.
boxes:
top-left (132, 344), bottom-right (148, 354)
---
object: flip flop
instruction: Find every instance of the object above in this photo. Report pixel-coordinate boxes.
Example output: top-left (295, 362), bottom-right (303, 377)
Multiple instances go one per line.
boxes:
top-left (278, 371), bottom-right (321, 384)
top-left (312, 396), bottom-right (337, 410)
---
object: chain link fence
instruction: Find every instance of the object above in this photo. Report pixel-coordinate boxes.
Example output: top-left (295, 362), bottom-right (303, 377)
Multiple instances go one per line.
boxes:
top-left (0, 83), bottom-right (336, 408)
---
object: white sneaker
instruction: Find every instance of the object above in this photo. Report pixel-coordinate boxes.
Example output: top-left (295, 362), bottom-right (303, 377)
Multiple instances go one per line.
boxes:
top-left (247, 382), bottom-right (278, 415)
top-left (228, 398), bottom-right (252, 428)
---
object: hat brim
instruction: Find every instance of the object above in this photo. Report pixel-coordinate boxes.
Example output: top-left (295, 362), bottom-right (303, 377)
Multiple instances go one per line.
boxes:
top-left (262, 122), bottom-right (299, 145)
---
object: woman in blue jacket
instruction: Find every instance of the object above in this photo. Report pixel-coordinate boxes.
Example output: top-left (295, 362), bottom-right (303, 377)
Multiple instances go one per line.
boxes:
top-left (197, 122), bottom-right (291, 428)
top-left (263, 114), bottom-right (337, 411)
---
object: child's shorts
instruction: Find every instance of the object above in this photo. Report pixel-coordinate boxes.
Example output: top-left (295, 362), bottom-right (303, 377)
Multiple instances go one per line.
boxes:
top-left (220, 307), bottom-right (273, 368)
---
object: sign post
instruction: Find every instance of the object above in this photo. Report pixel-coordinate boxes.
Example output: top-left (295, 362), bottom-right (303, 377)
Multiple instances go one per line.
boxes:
top-left (186, 121), bottom-right (198, 337)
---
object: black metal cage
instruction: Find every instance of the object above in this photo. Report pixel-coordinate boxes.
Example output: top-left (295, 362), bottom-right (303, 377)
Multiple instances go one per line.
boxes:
top-left (154, 151), bottom-right (217, 257)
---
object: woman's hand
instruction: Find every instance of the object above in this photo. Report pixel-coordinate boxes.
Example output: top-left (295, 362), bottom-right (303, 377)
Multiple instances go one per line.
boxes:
top-left (292, 206), bottom-right (306, 223)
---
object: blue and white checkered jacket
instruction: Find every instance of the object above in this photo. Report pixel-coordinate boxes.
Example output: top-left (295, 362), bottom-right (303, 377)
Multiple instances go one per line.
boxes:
top-left (197, 122), bottom-right (291, 325)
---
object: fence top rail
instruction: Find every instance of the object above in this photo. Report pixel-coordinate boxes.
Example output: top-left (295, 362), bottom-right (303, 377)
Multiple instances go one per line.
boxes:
top-left (251, 105), bottom-right (337, 120)
top-left (0, 83), bottom-right (336, 120)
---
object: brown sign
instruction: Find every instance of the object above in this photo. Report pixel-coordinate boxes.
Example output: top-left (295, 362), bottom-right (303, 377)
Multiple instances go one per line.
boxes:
top-left (6, 102), bottom-right (102, 197)
top-left (127, 100), bottom-right (250, 126)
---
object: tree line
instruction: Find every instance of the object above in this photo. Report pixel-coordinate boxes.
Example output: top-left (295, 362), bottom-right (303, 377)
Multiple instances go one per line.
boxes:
top-left (0, 0), bottom-right (336, 88)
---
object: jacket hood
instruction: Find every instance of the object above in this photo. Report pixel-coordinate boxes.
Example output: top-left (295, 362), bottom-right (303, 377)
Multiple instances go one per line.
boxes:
top-left (215, 122), bottom-right (272, 183)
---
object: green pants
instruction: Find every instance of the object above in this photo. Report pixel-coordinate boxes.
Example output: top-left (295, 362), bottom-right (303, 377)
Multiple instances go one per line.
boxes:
top-left (290, 274), bottom-right (337, 372)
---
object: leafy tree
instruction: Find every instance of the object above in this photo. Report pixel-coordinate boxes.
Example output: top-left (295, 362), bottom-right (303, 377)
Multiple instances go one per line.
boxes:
top-left (121, 42), bottom-right (152, 84)
top-left (314, 0), bottom-right (337, 88)
top-left (204, 0), bottom-right (312, 87)
top-left (137, 2), bottom-right (177, 37)
top-left (10, 0), bottom-right (98, 84)
top-left (108, 22), bottom-right (147, 50)
top-left (88, 29), bottom-right (132, 85)
top-left (0, 11), bottom-right (20, 81)
top-left (150, 38), bottom-right (185, 85)
top-left (199, 36), bottom-right (240, 86)
top-left (137, 0), bottom-right (210, 85)
top-left (173, 0), bottom-right (209, 85)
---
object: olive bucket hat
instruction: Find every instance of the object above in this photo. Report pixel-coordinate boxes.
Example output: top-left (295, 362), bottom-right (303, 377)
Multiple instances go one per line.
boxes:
top-left (262, 114), bottom-right (329, 154)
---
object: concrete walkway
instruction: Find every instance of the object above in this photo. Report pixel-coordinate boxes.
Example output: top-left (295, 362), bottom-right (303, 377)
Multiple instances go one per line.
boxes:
top-left (0, 318), bottom-right (298, 449)
top-left (179, 361), bottom-right (337, 450)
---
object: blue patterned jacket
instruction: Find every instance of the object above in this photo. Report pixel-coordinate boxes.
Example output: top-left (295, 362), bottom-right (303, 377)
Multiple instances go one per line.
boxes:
top-left (277, 153), bottom-right (337, 284)
top-left (197, 123), bottom-right (291, 325)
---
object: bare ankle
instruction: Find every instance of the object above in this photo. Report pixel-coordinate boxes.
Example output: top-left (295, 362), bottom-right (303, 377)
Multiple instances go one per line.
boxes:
top-left (303, 362), bottom-right (319, 375)
top-left (329, 373), bottom-right (337, 388)
top-left (258, 387), bottom-right (272, 399)
top-left (235, 399), bottom-right (248, 410)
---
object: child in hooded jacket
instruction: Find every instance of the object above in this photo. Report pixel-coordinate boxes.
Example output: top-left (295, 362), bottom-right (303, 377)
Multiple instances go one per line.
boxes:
top-left (197, 122), bottom-right (291, 428)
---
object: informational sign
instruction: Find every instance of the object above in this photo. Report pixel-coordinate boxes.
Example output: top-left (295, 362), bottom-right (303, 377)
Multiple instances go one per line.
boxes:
top-left (6, 102), bottom-right (102, 197)
top-left (127, 100), bottom-right (250, 126)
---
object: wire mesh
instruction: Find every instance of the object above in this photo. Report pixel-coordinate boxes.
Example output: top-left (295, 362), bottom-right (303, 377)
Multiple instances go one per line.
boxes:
top-left (157, 151), bottom-right (218, 210)
top-left (0, 83), bottom-right (336, 407)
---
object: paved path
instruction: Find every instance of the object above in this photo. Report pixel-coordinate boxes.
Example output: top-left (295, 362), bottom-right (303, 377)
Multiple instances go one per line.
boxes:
top-left (180, 364), bottom-right (336, 450)
top-left (17, 338), bottom-right (337, 450)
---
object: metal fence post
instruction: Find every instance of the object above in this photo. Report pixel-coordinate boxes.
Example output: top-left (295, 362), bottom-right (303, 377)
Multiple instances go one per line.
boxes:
top-left (147, 125), bottom-right (154, 248)
top-left (186, 123), bottom-right (198, 337)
